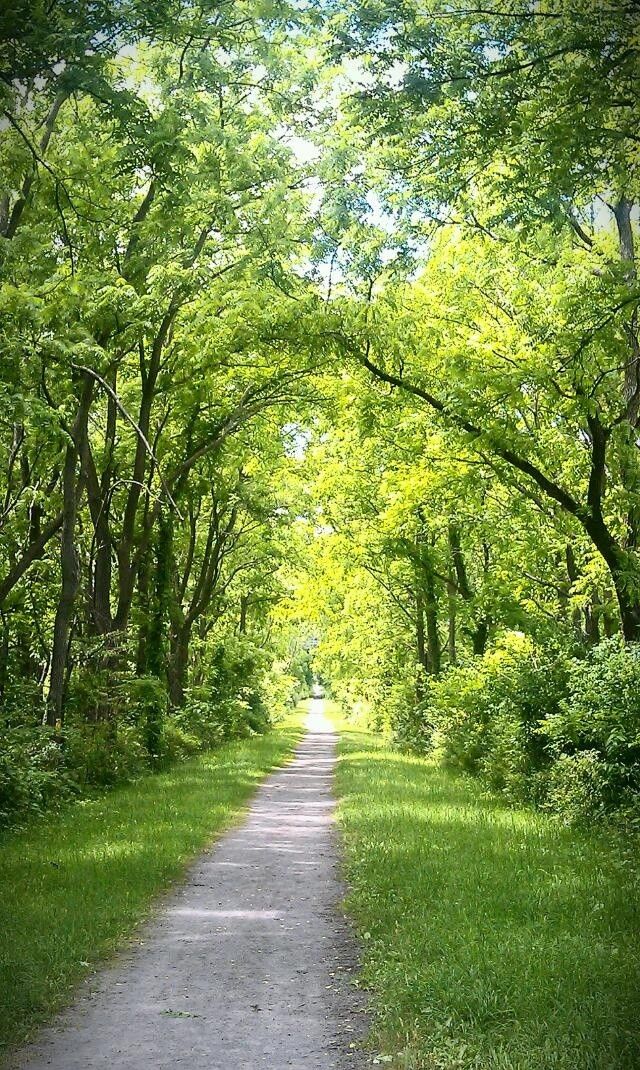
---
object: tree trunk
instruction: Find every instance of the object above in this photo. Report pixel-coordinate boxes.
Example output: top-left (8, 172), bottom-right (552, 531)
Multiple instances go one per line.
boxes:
top-left (239, 594), bottom-right (249, 635)
top-left (0, 610), bottom-right (9, 704)
top-left (584, 595), bottom-right (601, 645)
top-left (448, 525), bottom-right (489, 655)
top-left (584, 514), bottom-right (640, 642)
top-left (447, 569), bottom-right (457, 664)
top-left (145, 513), bottom-right (172, 754)
top-left (416, 591), bottom-right (427, 674)
top-left (47, 378), bottom-right (93, 726)
top-left (423, 556), bottom-right (441, 675)
top-left (135, 543), bottom-right (152, 676)
top-left (613, 582), bottom-right (640, 643)
top-left (613, 197), bottom-right (640, 427)
top-left (168, 622), bottom-right (191, 708)
top-left (472, 620), bottom-right (489, 656)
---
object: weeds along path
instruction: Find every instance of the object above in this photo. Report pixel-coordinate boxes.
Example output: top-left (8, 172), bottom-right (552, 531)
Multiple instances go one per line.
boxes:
top-left (12, 702), bottom-right (365, 1070)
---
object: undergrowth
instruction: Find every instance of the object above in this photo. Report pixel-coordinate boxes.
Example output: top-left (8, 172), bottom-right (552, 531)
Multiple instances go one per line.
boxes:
top-left (335, 722), bottom-right (640, 1070)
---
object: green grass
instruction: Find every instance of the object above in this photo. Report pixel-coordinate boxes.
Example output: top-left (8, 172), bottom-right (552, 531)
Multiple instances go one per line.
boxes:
top-left (334, 722), bottom-right (640, 1070)
top-left (0, 713), bottom-right (304, 1056)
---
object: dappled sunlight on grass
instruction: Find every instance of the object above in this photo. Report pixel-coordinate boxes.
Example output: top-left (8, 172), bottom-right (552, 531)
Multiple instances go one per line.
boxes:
top-left (335, 726), bottom-right (640, 1070)
top-left (0, 714), bottom-right (305, 1055)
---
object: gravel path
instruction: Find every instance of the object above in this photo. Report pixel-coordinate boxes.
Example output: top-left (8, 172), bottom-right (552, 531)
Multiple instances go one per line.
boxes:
top-left (13, 702), bottom-right (366, 1070)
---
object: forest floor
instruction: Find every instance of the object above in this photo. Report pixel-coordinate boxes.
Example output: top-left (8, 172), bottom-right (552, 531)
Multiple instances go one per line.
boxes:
top-left (334, 719), bottom-right (640, 1070)
top-left (5, 703), bottom-right (366, 1070)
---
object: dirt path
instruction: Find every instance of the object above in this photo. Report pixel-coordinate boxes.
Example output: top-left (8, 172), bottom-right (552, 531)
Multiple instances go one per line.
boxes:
top-left (13, 702), bottom-right (366, 1070)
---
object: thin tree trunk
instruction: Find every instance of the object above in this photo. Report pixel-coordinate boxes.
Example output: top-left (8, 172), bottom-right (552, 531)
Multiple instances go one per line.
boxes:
top-left (472, 619), bottom-right (489, 656)
top-left (423, 555), bottom-right (441, 675)
top-left (447, 569), bottom-right (457, 665)
top-left (239, 594), bottom-right (249, 635)
top-left (583, 512), bottom-right (640, 642)
top-left (0, 610), bottom-right (9, 704)
top-left (168, 623), bottom-right (191, 708)
top-left (145, 513), bottom-right (172, 753)
top-left (135, 542), bottom-right (152, 676)
top-left (47, 378), bottom-right (93, 726)
top-left (416, 591), bottom-right (427, 673)
top-left (448, 524), bottom-right (489, 655)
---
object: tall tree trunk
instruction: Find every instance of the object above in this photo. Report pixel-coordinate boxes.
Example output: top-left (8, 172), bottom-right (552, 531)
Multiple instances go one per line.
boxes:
top-left (416, 590), bottom-right (427, 674)
top-left (472, 619), bottom-right (489, 656)
top-left (0, 610), bottom-right (9, 705)
top-left (145, 512), bottom-right (172, 755)
top-left (168, 622), bottom-right (191, 708)
top-left (564, 544), bottom-right (584, 636)
top-left (584, 594), bottom-right (601, 645)
top-left (239, 594), bottom-right (249, 635)
top-left (583, 513), bottom-right (640, 642)
top-left (423, 554), bottom-right (441, 675)
top-left (47, 378), bottom-right (93, 726)
top-left (135, 542), bottom-right (152, 676)
top-left (415, 519), bottom-right (441, 675)
top-left (447, 568), bottom-right (457, 665)
top-left (448, 525), bottom-right (489, 655)
top-left (613, 197), bottom-right (640, 428)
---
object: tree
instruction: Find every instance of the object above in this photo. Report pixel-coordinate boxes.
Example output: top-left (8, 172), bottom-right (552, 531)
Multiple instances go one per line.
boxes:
top-left (320, 0), bottom-right (640, 637)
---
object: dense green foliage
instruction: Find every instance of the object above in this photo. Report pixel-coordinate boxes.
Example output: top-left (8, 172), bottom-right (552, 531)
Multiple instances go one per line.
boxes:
top-left (2, 7), bottom-right (639, 1066)
top-left (0, 1), bottom-right (318, 826)
top-left (1, 0), bottom-right (639, 869)
top-left (421, 635), bottom-right (640, 823)
top-left (0, 710), bottom-right (303, 1054)
top-left (335, 721), bottom-right (640, 1070)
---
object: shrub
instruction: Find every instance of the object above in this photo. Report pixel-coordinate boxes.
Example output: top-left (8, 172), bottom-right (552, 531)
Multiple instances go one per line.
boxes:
top-left (0, 636), bottom-right (300, 831)
top-left (0, 727), bottom-right (77, 828)
top-left (429, 633), bottom-right (569, 804)
top-left (543, 750), bottom-right (610, 823)
top-left (0, 719), bottom-right (152, 830)
top-left (541, 638), bottom-right (640, 818)
top-left (423, 634), bottom-right (640, 822)
top-left (429, 661), bottom-right (492, 774)
top-left (119, 674), bottom-right (169, 760)
top-left (63, 722), bottom-right (149, 786)
top-left (158, 719), bottom-right (202, 763)
top-left (190, 635), bottom-right (303, 741)
top-left (175, 694), bottom-right (227, 749)
top-left (388, 676), bottom-right (433, 752)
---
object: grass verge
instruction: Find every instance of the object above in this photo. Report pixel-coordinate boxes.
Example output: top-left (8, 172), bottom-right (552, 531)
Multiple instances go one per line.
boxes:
top-left (334, 722), bottom-right (640, 1070)
top-left (0, 713), bottom-right (304, 1056)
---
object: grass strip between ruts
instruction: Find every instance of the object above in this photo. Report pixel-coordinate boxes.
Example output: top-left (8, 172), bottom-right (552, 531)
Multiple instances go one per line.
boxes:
top-left (0, 712), bottom-right (305, 1056)
top-left (334, 721), bottom-right (640, 1070)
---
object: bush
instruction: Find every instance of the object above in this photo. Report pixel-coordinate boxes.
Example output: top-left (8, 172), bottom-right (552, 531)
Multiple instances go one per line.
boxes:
top-left (422, 633), bottom-right (640, 823)
top-left (543, 750), bottom-right (610, 823)
top-left (0, 720), bottom-right (150, 830)
top-left (119, 675), bottom-right (169, 760)
top-left (0, 635), bottom-right (301, 831)
top-left (157, 719), bottom-right (202, 763)
top-left (190, 635), bottom-right (304, 741)
top-left (174, 694), bottom-right (227, 749)
top-left (63, 722), bottom-right (149, 787)
top-left (0, 727), bottom-right (78, 828)
top-left (387, 676), bottom-right (433, 752)
top-left (541, 638), bottom-right (640, 819)
top-left (430, 633), bottom-right (569, 804)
